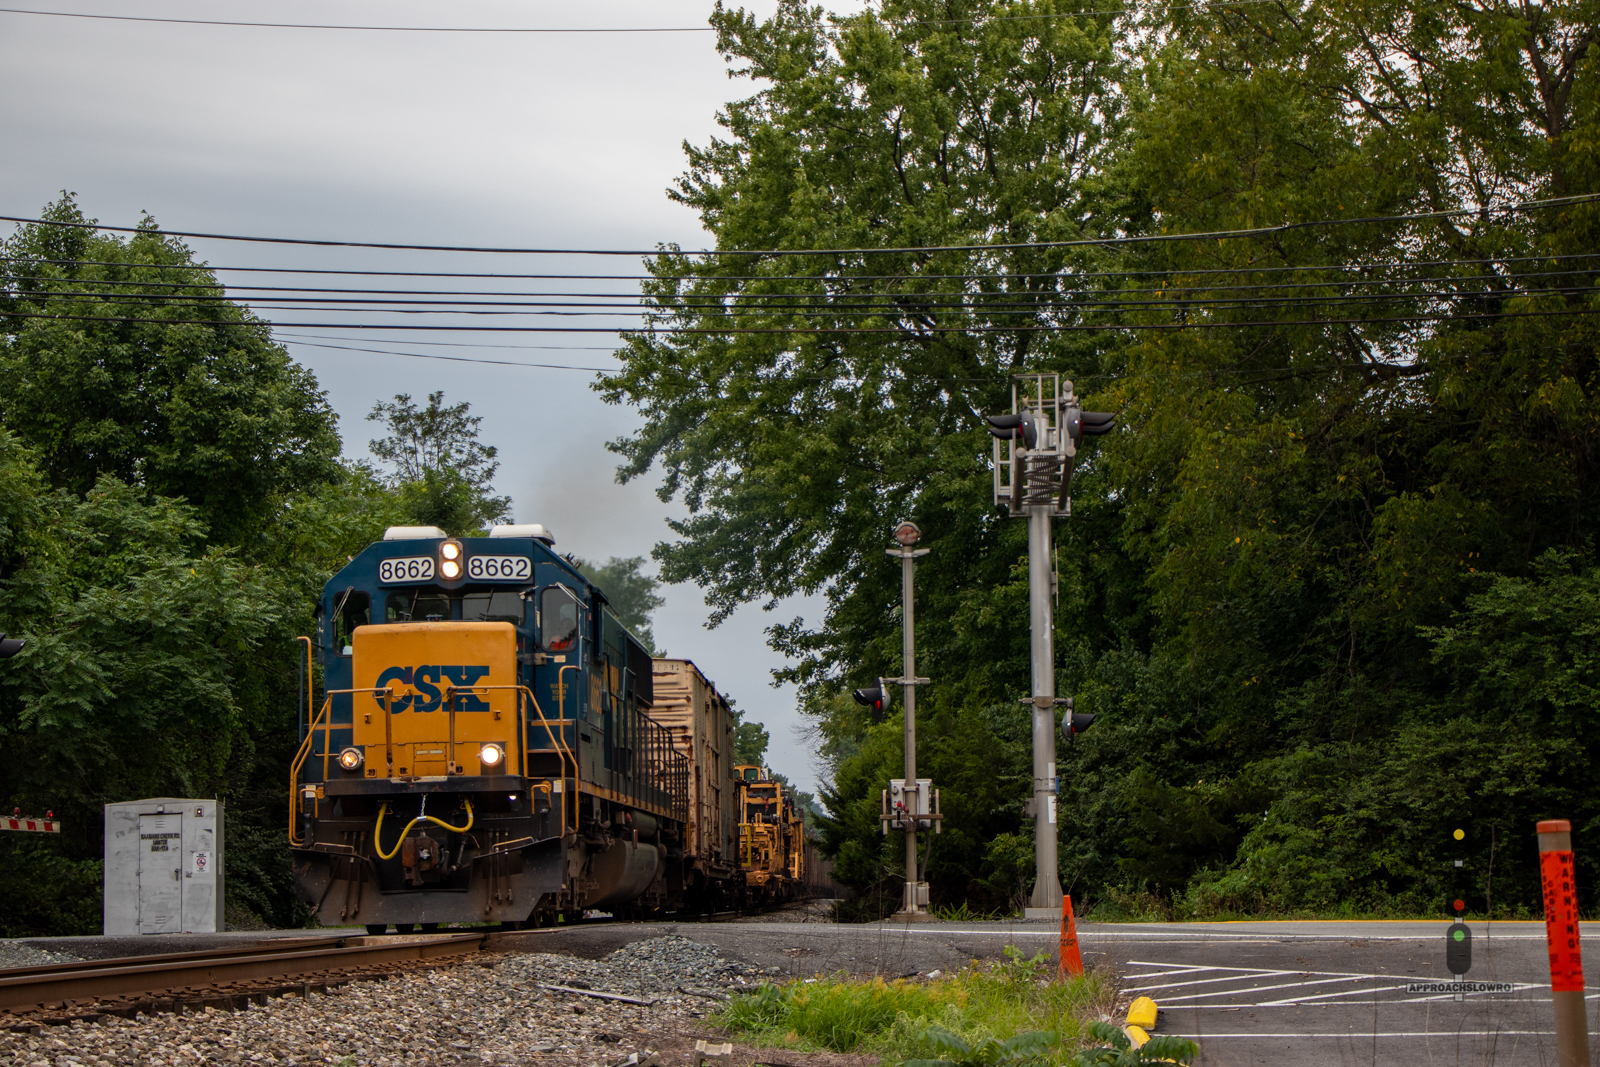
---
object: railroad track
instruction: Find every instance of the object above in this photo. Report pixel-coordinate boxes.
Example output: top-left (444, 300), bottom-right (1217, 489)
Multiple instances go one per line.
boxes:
top-left (0, 930), bottom-right (553, 1031)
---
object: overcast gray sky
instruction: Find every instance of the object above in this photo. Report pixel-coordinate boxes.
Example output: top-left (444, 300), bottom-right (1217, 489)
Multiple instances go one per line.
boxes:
top-left (0, 0), bottom-right (846, 792)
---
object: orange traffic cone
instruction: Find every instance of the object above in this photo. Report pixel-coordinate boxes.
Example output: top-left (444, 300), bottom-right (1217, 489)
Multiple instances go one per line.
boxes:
top-left (1059, 894), bottom-right (1084, 977)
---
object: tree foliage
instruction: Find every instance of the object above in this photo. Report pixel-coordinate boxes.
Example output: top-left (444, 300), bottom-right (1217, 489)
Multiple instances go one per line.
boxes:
top-left (0, 197), bottom-right (341, 548)
top-left (602, 0), bottom-right (1600, 915)
top-left (0, 199), bottom-right (399, 933)
top-left (576, 555), bottom-right (666, 653)
top-left (367, 391), bottom-right (512, 535)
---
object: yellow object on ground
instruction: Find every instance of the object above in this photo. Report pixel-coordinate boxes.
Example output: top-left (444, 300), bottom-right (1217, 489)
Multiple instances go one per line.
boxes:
top-left (1127, 995), bottom-right (1159, 1029)
top-left (1124, 1025), bottom-right (1150, 1047)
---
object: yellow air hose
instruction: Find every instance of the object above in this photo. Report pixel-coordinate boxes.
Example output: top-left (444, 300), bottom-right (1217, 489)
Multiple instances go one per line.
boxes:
top-left (374, 798), bottom-right (474, 861)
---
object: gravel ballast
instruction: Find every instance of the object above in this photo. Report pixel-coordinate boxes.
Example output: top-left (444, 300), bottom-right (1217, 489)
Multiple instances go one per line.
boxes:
top-left (0, 936), bottom-right (785, 1067)
top-left (0, 943), bottom-right (82, 969)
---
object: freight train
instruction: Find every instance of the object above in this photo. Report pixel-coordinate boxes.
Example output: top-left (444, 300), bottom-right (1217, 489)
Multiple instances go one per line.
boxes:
top-left (289, 524), bottom-right (811, 930)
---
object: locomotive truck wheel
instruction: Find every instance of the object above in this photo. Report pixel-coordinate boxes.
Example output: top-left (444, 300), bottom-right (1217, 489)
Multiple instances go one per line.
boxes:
top-left (419, 922), bottom-right (439, 932)
top-left (394, 923), bottom-right (415, 934)
top-left (365, 924), bottom-right (388, 936)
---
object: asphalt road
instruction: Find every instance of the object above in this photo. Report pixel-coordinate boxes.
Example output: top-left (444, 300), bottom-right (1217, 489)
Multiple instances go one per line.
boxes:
top-left (526, 918), bottom-right (1598, 1065)
top-left (18, 918), bottom-right (1599, 1064)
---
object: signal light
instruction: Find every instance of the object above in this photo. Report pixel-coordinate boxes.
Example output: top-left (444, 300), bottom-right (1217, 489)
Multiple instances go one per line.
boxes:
top-left (0, 633), bottom-right (23, 658)
top-left (1446, 920), bottom-right (1472, 976)
top-left (1066, 409), bottom-right (1116, 444)
top-left (985, 413), bottom-right (1039, 449)
top-left (1060, 697), bottom-right (1096, 742)
top-left (852, 683), bottom-right (888, 722)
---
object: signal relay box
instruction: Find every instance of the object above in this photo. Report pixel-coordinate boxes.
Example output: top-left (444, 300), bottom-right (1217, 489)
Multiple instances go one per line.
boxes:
top-left (104, 798), bottom-right (224, 935)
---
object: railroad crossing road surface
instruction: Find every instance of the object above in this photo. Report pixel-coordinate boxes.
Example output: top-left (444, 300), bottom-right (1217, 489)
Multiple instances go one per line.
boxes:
top-left (17, 918), bottom-right (1600, 1064)
top-left (522, 918), bottom-right (1600, 1065)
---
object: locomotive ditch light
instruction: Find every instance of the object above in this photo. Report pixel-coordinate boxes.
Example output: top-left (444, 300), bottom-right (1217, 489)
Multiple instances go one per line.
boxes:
top-left (337, 746), bottom-right (364, 771)
top-left (479, 742), bottom-right (505, 768)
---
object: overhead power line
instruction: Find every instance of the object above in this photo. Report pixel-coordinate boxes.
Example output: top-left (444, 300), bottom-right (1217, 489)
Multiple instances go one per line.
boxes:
top-left (8, 264), bottom-right (1598, 299)
top-left (7, 306), bottom-right (1598, 334)
top-left (2, 194), bottom-right (1595, 257)
top-left (0, 0), bottom-right (1299, 34)
top-left (8, 251), bottom-right (1599, 283)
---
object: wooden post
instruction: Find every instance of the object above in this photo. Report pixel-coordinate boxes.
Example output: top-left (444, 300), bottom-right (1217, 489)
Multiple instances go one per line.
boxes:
top-left (1537, 819), bottom-right (1589, 1067)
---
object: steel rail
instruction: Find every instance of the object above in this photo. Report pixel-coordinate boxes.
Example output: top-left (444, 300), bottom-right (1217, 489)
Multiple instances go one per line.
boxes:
top-left (0, 933), bottom-right (486, 1012)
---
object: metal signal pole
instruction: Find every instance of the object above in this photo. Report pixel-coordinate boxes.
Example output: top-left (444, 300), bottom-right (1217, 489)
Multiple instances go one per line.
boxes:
top-left (887, 521), bottom-right (931, 916)
top-left (1026, 503), bottom-right (1063, 915)
top-left (986, 374), bottom-right (1115, 919)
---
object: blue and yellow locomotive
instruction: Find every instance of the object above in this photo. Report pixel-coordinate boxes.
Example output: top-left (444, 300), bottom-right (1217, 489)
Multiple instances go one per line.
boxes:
top-left (290, 524), bottom-right (691, 931)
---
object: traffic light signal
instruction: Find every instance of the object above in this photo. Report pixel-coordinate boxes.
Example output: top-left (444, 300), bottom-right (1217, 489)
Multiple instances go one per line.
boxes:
top-left (0, 633), bottom-right (22, 658)
top-left (1060, 697), bottom-right (1095, 742)
top-left (853, 682), bottom-right (888, 722)
top-left (1446, 920), bottom-right (1472, 976)
top-left (986, 412), bottom-right (1039, 449)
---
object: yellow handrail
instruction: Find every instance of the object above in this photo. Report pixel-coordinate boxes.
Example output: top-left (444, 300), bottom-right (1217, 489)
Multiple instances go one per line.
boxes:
top-left (373, 799), bottom-right (475, 860)
top-left (288, 695), bottom-right (331, 847)
top-left (520, 684), bottom-right (577, 837)
top-left (288, 686), bottom-right (403, 847)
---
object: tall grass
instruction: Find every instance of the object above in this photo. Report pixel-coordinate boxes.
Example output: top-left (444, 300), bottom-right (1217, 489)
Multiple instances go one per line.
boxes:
top-left (719, 948), bottom-right (1113, 1064)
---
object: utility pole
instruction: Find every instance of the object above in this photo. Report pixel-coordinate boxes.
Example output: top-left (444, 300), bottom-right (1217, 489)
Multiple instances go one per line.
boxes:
top-left (987, 374), bottom-right (1114, 918)
top-left (884, 520), bottom-right (932, 917)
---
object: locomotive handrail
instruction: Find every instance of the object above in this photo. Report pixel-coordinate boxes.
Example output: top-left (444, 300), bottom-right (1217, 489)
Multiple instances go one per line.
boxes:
top-left (288, 686), bottom-right (401, 847)
top-left (454, 684), bottom-right (576, 838)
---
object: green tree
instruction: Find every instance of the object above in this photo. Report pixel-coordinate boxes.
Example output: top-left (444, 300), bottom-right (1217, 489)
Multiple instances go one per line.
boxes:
top-left (0, 433), bottom-right (289, 934)
top-left (601, 0), bottom-right (1600, 918)
top-left (575, 555), bottom-right (665, 653)
top-left (0, 196), bottom-right (342, 549)
top-left (733, 719), bottom-right (771, 766)
top-left (367, 391), bottom-right (512, 535)
top-left (597, 0), bottom-right (1130, 902)
top-left (0, 200), bottom-right (386, 931)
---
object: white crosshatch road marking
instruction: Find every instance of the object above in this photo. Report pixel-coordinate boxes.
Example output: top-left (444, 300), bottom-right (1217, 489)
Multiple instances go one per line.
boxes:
top-left (1124, 959), bottom-right (1545, 1008)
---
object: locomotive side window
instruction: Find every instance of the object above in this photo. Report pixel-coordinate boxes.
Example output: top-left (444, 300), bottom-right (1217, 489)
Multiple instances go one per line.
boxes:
top-left (333, 591), bottom-right (369, 655)
top-left (541, 586), bottom-right (579, 651)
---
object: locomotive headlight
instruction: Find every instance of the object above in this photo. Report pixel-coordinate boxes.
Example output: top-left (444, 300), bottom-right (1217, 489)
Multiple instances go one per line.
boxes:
top-left (337, 746), bottom-right (364, 771)
top-left (479, 742), bottom-right (505, 768)
top-left (439, 540), bottom-right (463, 578)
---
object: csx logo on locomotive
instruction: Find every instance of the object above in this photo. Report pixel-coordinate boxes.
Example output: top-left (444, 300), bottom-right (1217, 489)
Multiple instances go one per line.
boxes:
top-left (374, 665), bottom-right (492, 712)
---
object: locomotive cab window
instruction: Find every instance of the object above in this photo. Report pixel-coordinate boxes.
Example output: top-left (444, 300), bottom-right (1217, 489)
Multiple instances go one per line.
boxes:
top-left (461, 590), bottom-right (526, 623)
top-left (541, 586), bottom-right (580, 652)
top-left (333, 591), bottom-right (369, 655)
top-left (386, 590), bottom-right (452, 622)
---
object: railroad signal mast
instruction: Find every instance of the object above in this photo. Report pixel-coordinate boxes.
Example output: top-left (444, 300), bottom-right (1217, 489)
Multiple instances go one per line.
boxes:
top-left (987, 374), bottom-right (1113, 917)
top-left (870, 520), bottom-right (939, 917)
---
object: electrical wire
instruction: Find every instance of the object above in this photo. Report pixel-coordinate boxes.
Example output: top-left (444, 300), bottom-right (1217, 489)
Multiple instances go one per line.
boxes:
top-left (12, 283), bottom-right (1591, 315)
top-left (8, 251), bottom-right (1599, 283)
top-left (285, 338), bottom-right (617, 371)
top-left (7, 306), bottom-right (1598, 333)
top-left (2, 193), bottom-right (1594, 256)
top-left (0, 0), bottom-right (1314, 34)
top-left (8, 264), bottom-right (1599, 298)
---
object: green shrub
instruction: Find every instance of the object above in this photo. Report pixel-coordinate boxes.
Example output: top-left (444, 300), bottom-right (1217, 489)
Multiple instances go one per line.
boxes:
top-left (721, 948), bottom-right (1111, 1064)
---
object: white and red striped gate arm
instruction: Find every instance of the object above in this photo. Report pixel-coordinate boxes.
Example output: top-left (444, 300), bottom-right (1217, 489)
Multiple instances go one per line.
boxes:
top-left (2, 816), bottom-right (60, 832)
